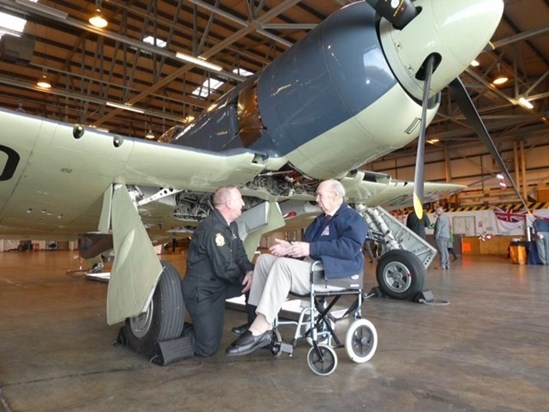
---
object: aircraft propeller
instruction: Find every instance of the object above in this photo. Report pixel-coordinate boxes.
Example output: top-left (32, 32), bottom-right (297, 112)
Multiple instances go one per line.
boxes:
top-left (412, 54), bottom-right (436, 219)
top-left (447, 78), bottom-right (530, 211)
top-left (366, 0), bottom-right (419, 29)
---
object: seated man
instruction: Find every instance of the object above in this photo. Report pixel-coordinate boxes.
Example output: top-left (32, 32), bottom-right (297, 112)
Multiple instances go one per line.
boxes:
top-left (226, 179), bottom-right (368, 356)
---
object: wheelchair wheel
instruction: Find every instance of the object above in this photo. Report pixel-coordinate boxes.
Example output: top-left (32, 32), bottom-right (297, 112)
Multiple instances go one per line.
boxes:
top-left (270, 329), bottom-right (283, 357)
top-left (345, 318), bottom-right (378, 363)
top-left (307, 344), bottom-right (338, 376)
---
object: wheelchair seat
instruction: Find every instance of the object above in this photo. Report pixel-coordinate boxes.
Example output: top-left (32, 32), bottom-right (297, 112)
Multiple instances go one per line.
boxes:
top-left (271, 260), bottom-right (378, 376)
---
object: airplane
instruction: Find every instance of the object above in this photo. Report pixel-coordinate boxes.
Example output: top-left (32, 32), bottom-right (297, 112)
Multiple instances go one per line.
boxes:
top-left (0, 0), bottom-right (509, 356)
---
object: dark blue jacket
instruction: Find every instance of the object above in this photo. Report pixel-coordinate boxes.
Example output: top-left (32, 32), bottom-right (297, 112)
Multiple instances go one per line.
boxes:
top-left (304, 203), bottom-right (368, 278)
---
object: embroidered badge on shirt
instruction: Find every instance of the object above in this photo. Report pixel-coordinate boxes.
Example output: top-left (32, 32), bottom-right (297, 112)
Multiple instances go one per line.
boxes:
top-left (215, 233), bottom-right (225, 247)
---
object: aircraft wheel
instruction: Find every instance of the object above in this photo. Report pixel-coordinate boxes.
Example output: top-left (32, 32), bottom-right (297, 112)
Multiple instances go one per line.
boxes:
top-left (125, 261), bottom-right (185, 355)
top-left (345, 318), bottom-right (377, 363)
top-left (376, 249), bottom-right (425, 300)
top-left (307, 345), bottom-right (338, 376)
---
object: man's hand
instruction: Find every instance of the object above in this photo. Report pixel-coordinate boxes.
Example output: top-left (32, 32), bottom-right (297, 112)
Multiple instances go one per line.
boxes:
top-left (286, 241), bottom-right (310, 258)
top-left (269, 238), bottom-right (310, 258)
top-left (269, 238), bottom-right (292, 257)
top-left (241, 271), bottom-right (253, 294)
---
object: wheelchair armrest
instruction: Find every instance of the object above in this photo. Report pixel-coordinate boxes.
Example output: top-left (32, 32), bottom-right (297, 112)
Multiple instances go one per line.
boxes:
top-left (310, 260), bottom-right (324, 283)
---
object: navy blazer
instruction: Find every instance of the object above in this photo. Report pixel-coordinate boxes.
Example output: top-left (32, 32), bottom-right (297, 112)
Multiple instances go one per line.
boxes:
top-left (304, 203), bottom-right (368, 278)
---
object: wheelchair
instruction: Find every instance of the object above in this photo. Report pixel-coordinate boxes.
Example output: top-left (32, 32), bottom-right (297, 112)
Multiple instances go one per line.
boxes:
top-left (270, 261), bottom-right (378, 376)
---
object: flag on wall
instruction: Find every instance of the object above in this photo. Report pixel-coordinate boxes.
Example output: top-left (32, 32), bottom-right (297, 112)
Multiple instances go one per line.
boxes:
top-left (494, 207), bottom-right (526, 234)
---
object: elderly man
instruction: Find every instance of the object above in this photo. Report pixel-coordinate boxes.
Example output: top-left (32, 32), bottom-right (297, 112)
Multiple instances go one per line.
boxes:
top-left (226, 179), bottom-right (368, 356)
top-left (181, 186), bottom-right (254, 357)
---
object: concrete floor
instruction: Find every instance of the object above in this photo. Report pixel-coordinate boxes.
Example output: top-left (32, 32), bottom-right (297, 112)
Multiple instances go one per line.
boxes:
top-left (1, 250), bottom-right (548, 412)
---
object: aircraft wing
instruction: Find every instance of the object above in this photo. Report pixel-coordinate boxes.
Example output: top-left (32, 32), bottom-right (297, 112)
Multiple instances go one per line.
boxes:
top-left (0, 109), bottom-right (264, 239)
top-left (0, 110), bottom-right (463, 240)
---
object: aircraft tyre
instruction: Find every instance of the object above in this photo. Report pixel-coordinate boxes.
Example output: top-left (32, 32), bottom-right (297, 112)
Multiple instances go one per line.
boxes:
top-left (124, 261), bottom-right (185, 355)
top-left (307, 344), bottom-right (338, 376)
top-left (345, 318), bottom-right (377, 363)
top-left (376, 249), bottom-right (425, 300)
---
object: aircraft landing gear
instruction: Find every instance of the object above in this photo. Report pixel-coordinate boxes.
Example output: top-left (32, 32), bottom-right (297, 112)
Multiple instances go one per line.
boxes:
top-left (376, 249), bottom-right (425, 301)
top-left (120, 261), bottom-right (185, 357)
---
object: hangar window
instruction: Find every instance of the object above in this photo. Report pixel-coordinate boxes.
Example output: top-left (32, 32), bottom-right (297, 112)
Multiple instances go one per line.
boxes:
top-left (143, 36), bottom-right (167, 48)
top-left (0, 0), bottom-right (38, 40)
top-left (192, 68), bottom-right (253, 98)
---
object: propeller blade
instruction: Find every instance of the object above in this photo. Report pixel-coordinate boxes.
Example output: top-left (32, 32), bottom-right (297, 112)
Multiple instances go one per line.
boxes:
top-left (448, 78), bottom-right (527, 209)
top-left (366, 0), bottom-right (419, 29)
top-left (413, 55), bottom-right (436, 220)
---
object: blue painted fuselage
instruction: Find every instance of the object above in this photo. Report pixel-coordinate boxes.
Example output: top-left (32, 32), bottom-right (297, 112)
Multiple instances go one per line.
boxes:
top-left (173, 3), bottom-right (398, 158)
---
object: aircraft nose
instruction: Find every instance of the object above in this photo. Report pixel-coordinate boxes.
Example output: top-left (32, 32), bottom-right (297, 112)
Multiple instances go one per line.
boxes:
top-left (380, 0), bottom-right (504, 101)
top-left (432, 0), bottom-right (504, 66)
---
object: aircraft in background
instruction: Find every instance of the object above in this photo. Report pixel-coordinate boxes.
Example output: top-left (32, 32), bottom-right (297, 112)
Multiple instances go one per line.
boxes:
top-left (0, 0), bottom-right (509, 355)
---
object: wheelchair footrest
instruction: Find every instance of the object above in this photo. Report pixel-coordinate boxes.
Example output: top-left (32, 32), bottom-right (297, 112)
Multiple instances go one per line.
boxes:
top-left (278, 341), bottom-right (294, 355)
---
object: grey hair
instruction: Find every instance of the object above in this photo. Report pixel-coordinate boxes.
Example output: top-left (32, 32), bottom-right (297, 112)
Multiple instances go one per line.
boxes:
top-left (322, 179), bottom-right (346, 198)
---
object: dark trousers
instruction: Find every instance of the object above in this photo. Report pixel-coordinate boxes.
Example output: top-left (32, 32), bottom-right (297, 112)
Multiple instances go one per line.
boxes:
top-left (181, 282), bottom-right (242, 357)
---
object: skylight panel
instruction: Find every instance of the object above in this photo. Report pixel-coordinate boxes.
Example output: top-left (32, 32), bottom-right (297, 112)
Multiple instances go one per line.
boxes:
top-left (191, 67), bottom-right (254, 98)
top-left (143, 35), bottom-right (167, 48)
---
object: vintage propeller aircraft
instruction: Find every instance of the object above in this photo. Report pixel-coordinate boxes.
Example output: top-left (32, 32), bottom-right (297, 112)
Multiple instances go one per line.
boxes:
top-left (0, 0), bottom-right (510, 355)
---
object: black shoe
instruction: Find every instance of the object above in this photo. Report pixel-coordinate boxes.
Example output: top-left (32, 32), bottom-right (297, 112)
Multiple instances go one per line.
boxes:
top-left (225, 330), bottom-right (272, 356)
top-left (231, 322), bottom-right (250, 337)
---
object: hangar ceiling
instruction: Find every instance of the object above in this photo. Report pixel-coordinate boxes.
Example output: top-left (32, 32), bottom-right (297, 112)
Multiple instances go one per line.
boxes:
top-left (0, 0), bottom-right (547, 162)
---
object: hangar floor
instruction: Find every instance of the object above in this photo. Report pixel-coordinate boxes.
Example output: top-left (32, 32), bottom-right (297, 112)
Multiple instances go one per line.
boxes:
top-left (1, 250), bottom-right (548, 412)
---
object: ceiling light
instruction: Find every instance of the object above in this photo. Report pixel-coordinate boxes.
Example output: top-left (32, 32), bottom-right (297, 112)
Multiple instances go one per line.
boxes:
top-left (106, 101), bottom-right (144, 113)
top-left (175, 52), bottom-right (222, 72)
top-left (89, 9), bottom-right (108, 28)
top-left (470, 59), bottom-right (480, 67)
top-left (145, 130), bottom-right (155, 139)
top-left (492, 74), bottom-right (508, 85)
top-left (492, 64), bottom-right (508, 86)
top-left (517, 97), bottom-right (533, 110)
top-left (36, 74), bottom-right (51, 89)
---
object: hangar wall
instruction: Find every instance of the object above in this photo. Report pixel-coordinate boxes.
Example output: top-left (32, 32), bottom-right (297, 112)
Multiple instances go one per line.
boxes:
top-left (365, 132), bottom-right (549, 206)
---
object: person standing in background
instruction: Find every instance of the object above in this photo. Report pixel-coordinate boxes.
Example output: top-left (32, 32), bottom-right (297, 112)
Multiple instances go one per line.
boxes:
top-left (406, 209), bottom-right (431, 239)
top-left (434, 206), bottom-right (451, 269)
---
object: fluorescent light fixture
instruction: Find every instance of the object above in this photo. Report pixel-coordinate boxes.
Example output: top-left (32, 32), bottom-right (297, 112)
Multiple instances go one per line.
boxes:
top-left (106, 101), bottom-right (145, 113)
top-left (427, 139), bottom-right (439, 144)
top-left (175, 52), bottom-right (222, 72)
top-left (518, 97), bottom-right (533, 110)
top-left (15, 0), bottom-right (68, 19)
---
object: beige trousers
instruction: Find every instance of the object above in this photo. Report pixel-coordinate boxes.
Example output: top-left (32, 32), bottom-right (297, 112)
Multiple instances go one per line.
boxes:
top-left (248, 254), bottom-right (313, 324)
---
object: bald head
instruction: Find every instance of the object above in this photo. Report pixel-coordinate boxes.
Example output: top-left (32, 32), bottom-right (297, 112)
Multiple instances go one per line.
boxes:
top-left (315, 179), bottom-right (345, 214)
top-left (213, 186), bottom-right (244, 224)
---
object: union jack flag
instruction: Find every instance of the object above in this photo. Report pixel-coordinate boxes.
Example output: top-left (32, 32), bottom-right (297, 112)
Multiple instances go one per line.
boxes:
top-left (494, 207), bottom-right (527, 223)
